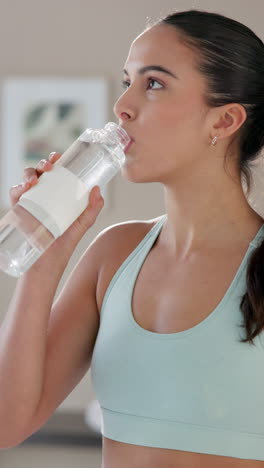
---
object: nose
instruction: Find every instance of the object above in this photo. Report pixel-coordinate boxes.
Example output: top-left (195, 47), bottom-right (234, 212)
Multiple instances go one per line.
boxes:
top-left (120, 112), bottom-right (131, 121)
top-left (113, 94), bottom-right (136, 122)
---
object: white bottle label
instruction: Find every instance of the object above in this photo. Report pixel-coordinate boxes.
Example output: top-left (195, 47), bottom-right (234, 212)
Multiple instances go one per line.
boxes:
top-left (17, 165), bottom-right (90, 238)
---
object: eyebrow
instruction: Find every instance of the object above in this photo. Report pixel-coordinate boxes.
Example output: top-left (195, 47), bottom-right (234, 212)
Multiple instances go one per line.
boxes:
top-left (123, 65), bottom-right (179, 80)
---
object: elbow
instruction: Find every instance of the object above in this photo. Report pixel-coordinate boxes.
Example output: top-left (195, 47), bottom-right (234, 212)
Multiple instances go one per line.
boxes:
top-left (0, 426), bottom-right (35, 450)
top-left (0, 436), bottom-right (26, 450)
top-left (0, 407), bottom-right (41, 449)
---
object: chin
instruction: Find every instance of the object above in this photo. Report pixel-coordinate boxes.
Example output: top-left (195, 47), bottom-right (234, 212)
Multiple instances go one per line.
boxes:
top-left (120, 165), bottom-right (161, 184)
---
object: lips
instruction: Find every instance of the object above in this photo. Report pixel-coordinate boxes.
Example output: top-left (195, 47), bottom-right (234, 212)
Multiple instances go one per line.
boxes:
top-left (120, 126), bottom-right (134, 141)
top-left (124, 138), bottom-right (134, 152)
top-left (118, 125), bottom-right (135, 153)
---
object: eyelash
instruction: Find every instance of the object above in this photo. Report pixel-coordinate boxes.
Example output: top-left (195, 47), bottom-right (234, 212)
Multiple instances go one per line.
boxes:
top-left (121, 77), bottom-right (163, 91)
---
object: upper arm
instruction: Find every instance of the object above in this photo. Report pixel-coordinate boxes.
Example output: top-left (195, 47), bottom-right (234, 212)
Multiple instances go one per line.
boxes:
top-left (18, 217), bottom-right (158, 445)
top-left (19, 226), bottom-right (112, 442)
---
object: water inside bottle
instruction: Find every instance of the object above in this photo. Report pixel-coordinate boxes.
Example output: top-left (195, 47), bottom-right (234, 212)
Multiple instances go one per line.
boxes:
top-left (0, 223), bottom-right (43, 277)
top-left (0, 205), bottom-right (54, 277)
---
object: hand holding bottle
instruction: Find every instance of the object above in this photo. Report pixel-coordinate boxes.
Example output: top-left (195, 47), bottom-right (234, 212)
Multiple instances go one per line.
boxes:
top-left (8, 152), bottom-right (104, 265)
top-left (0, 122), bottom-right (128, 277)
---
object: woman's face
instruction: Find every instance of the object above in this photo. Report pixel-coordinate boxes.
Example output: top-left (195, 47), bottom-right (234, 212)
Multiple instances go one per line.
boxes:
top-left (113, 25), bottom-right (212, 185)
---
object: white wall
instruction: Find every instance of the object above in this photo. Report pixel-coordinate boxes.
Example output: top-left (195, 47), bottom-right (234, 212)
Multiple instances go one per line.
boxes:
top-left (0, 0), bottom-right (263, 412)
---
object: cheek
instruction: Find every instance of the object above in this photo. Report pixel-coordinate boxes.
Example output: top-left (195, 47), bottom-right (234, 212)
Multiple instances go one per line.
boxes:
top-left (143, 112), bottom-right (198, 156)
top-left (146, 99), bottom-right (198, 137)
top-left (158, 104), bottom-right (205, 152)
top-left (122, 98), bottom-right (205, 180)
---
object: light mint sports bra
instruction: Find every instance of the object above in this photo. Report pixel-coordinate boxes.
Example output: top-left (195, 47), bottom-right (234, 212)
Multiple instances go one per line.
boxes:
top-left (91, 215), bottom-right (264, 460)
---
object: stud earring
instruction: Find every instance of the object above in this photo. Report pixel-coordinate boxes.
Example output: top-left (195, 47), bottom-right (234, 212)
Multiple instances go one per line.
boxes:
top-left (211, 136), bottom-right (219, 146)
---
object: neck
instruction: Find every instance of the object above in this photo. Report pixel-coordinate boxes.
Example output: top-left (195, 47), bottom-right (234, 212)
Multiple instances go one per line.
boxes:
top-left (160, 166), bottom-right (263, 261)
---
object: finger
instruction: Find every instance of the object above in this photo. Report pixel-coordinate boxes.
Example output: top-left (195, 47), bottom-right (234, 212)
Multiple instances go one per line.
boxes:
top-left (34, 153), bottom-right (62, 176)
top-left (9, 182), bottom-right (31, 206)
top-left (70, 186), bottom-right (104, 234)
top-left (23, 167), bottom-right (39, 184)
top-left (90, 185), bottom-right (103, 206)
top-left (48, 152), bottom-right (62, 163)
top-left (23, 157), bottom-right (54, 183)
top-left (35, 159), bottom-right (53, 175)
top-left (77, 186), bottom-right (103, 222)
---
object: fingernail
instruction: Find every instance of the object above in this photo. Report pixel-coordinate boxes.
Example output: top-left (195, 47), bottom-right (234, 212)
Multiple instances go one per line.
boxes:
top-left (49, 152), bottom-right (57, 160)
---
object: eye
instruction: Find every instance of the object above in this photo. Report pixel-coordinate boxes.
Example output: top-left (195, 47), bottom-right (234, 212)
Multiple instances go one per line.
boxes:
top-left (121, 77), bottom-right (163, 91)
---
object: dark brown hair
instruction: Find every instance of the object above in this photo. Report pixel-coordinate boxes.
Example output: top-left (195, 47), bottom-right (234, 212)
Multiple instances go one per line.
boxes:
top-left (147, 9), bottom-right (264, 345)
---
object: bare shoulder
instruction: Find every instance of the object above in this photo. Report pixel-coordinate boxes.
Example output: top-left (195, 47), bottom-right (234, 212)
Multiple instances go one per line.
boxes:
top-left (96, 215), bottom-right (163, 245)
top-left (95, 215), bottom-right (164, 314)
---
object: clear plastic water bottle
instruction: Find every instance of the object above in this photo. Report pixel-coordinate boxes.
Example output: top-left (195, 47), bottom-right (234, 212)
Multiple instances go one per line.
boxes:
top-left (0, 122), bottom-right (130, 278)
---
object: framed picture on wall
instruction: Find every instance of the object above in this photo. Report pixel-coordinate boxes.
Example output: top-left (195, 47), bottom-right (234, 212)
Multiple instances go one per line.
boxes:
top-left (0, 78), bottom-right (109, 209)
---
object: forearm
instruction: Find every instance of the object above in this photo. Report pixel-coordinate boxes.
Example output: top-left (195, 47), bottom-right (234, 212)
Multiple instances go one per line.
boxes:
top-left (0, 253), bottom-right (69, 441)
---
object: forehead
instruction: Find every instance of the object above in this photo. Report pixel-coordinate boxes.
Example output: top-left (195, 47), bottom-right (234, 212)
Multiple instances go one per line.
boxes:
top-left (125, 25), bottom-right (199, 77)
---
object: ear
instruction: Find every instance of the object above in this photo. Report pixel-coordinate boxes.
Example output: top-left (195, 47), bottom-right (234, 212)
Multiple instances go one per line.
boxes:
top-left (212, 103), bottom-right (247, 138)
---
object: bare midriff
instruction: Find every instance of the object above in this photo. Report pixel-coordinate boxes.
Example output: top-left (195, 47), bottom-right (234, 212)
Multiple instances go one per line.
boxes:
top-left (102, 437), bottom-right (264, 468)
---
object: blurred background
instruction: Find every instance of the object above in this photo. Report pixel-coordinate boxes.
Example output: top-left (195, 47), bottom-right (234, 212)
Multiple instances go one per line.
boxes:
top-left (0, 0), bottom-right (263, 467)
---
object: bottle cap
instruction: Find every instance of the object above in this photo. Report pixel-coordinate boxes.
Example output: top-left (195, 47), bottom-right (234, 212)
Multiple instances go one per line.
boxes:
top-left (78, 122), bottom-right (130, 149)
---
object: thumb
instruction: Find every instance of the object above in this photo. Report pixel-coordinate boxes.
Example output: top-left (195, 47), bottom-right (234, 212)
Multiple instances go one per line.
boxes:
top-left (90, 185), bottom-right (103, 205)
top-left (68, 185), bottom-right (104, 237)
top-left (36, 186), bottom-right (104, 260)
top-left (57, 185), bottom-right (104, 248)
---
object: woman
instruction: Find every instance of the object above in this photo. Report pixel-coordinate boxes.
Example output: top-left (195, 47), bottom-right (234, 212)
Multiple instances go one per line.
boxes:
top-left (1, 8), bottom-right (264, 467)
